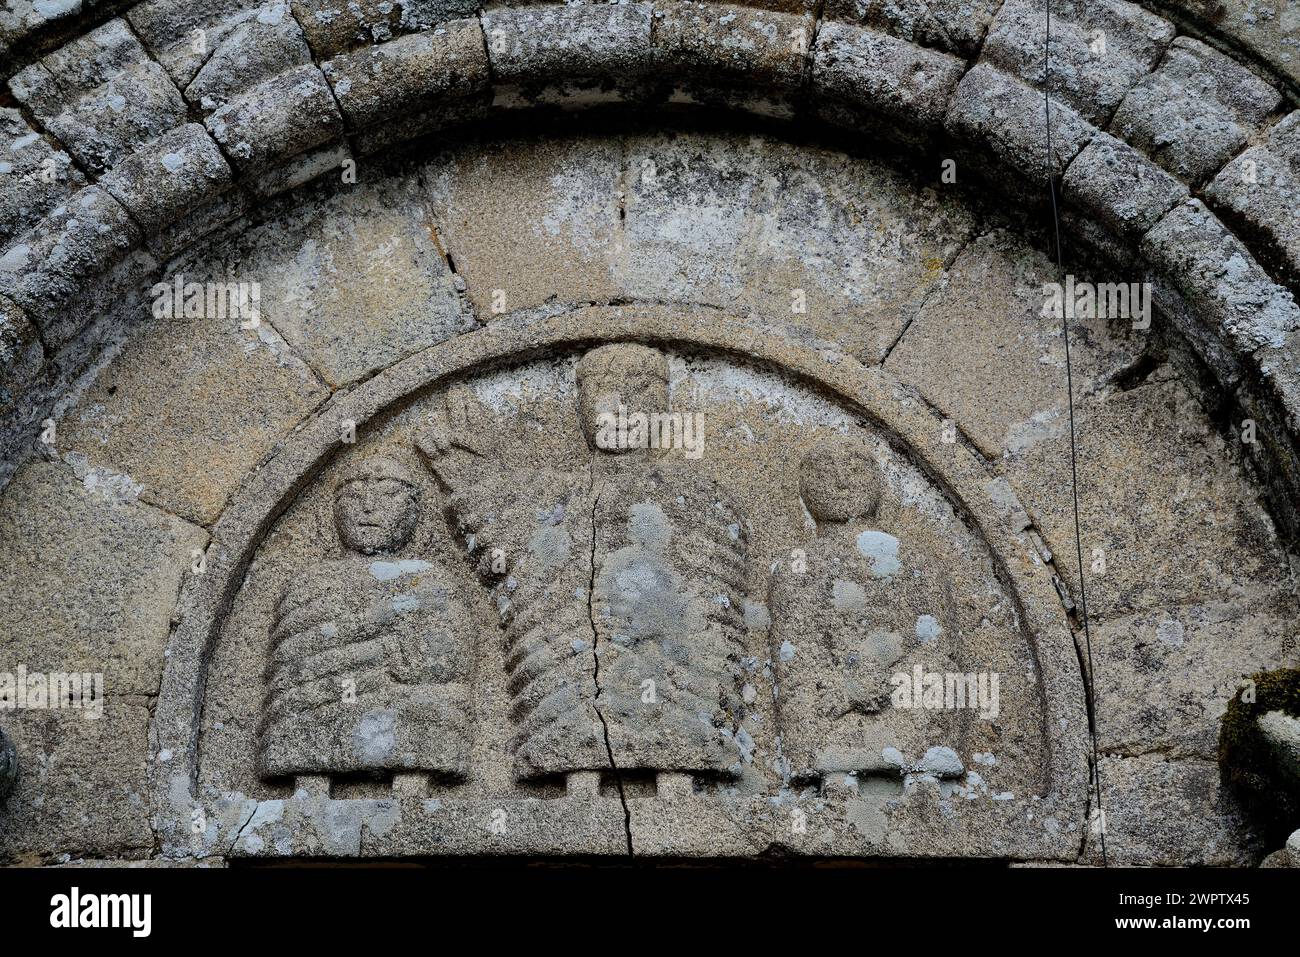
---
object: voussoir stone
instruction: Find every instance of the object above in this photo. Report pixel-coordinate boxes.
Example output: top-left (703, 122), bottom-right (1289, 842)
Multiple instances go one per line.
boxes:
top-left (1062, 131), bottom-right (1188, 245)
top-left (945, 63), bottom-right (1097, 183)
top-left (205, 64), bottom-right (345, 179)
top-left (482, 4), bottom-right (653, 85)
top-left (215, 175), bottom-right (475, 388)
top-left (0, 108), bottom-right (84, 248)
top-left (101, 124), bottom-right (234, 235)
top-left (981, 0), bottom-right (1174, 128)
top-left (183, 3), bottom-right (315, 114)
top-left (824, 0), bottom-right (1002, 59)
top-left (0, 186), bottom-right (141, 348)
top-left (652, 1), bottom-right (810, 89)
top-left (56, 299), bottom-right (330, 526)
top-left (1142, 199), bottom-right (1300, 367)
top-left (128, 0), bottom-right (283, 88)
top-left (812, 21), bottom-right (967, 135)
top-left (1110, 36), bottom-right (1283, 185)
top-left (885, 229), bottom-right (1143, 462)
top-left (323, 19), bottom-right (490, 131)
top-left (9, 19), bottom-right (189, 176)
top-left (292, 0), bottom-right (480, 58)
top-left (1207, 111), bottom-right (1300, 290)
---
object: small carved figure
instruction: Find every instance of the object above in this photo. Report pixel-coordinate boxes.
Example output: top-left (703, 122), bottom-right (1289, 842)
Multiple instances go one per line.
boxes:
top-left (421, 344), bottom-right (749, 781)
top-left (258, 454), bottom-right (474, 780)
top-left (769, 438), bottom-right (955, 781)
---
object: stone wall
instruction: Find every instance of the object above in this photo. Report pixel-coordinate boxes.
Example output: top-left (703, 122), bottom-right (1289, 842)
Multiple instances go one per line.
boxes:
top-left (0, 0), bottom-right (1296, 865)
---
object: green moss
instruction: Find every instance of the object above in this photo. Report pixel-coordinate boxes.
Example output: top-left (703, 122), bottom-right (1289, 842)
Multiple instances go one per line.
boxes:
top-left (1219, 668), bottom-right (1300, 847)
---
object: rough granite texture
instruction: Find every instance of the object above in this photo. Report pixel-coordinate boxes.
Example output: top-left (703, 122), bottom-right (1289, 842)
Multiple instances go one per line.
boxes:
top-left (0, 0), bottom-right (1297, 867)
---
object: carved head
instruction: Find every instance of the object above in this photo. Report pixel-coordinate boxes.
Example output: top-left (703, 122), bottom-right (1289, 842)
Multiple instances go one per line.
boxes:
top-left (333, 455), bottom-right (421, 555)
top-left (799, 438), bottom-right (881, 524)
top-left (575, 343), bottom-right (670, 453)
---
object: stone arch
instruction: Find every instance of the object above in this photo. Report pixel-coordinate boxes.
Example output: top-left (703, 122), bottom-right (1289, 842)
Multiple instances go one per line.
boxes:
top-left (0, 0), bottom-right (1295, 866)
top-left (1, 1), bottom-right (1298, 545)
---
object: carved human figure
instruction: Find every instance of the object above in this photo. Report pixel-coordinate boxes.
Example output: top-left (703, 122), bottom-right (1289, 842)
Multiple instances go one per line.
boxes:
top-left (258, 454), bottom-right (474, 780)
top-left (421, 344), bottom-right (748, 782)
top-left (769, 438), bottom-right (956, 782)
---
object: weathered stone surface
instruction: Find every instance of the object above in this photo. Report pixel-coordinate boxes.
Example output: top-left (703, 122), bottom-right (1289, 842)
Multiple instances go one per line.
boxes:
top-left (323, 20), bottom-right (490, 130)
top-left (1110, 36), bottom-right (1283, 184)
top-left (56, 306), bottom-right (328, 526)
top-left (1165, 0), bottom-right (1300, 91)
top-left (0, 108), bottom-right (83, 248)
top-left (483, 4), bottom-right (652, 87)
top-left (293, 0), bottom-right (479, 58)
top-left (1092, 600), bottom-right (1296, 759)
top-left (205, 65), bottom-right (345, 178)
top-left (0, 3), bottom-right (1296, 866)
top-left (0, 186), bottom-right (141, 347)
top-left (0, 701), bottom-right (156, 864)
top-left (824, 0), bottom-right (1002, 59)
top-left (0, 461), bottom-right (207, 693)
top-left (620, 132), bottom-right (976, 359)
top-left (885, 229), bottom-right (1143, 461)
top-left (423, 135), bottom-right (623, 317)
top-left (1087, 756), bottom-right (1261, 865)
top-left (9, 20), bottom-right (188, 176)
top-left (1004, 374), bottom-right (1291, 621)
top-left (1142, 199), bottom-right (1300, 376)
top-left (128, 0), bottom-right (274, 88)
top-left (1062, 131), bottom-right (1188, 244)
top-left (100, 124), bottom-right (234, 234)
top-left (945, 64), bottom-right (1098, 182)
top-left (812, 21), bottom-right (967, 136)
top-left (981, 0), bottom-right (1174, 127)
top-left (224, 176), bottom-right (473, 387)
top-left (183, 2), bottom-right (314, 113)
top-left (1206, 111), bottom-right (1300, 290)
top-left (0, 294), bottom-right (43, 418)
top-left (652, 1), bottom-right (810, 113)
top-left (163, 311), bottom-right (1082, 860)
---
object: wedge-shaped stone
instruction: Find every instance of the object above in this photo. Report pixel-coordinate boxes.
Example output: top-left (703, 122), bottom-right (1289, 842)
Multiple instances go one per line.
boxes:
top-left (982, 0), bottom-right (1173, 126)
top-left (9, 20), bottom-right (188, 176)
top-left (945, 64), bottom-right (1096, 182)
top-left (101, 124), bottom-right (233, 234)
top-left (1111, 36), bottom-right (1282, 184)
top-left (824, 0), bottom-right (1002, 59)
top-left (1207, 111), bottom-right (1300, 289)
top-left (323, 19), bottom-right (490, 130)
top-left (0, 108), bottom-right (83, 247)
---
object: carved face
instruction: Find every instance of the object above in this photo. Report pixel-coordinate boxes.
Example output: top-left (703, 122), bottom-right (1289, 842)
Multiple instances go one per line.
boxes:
top-left (575, 343), bottom-right (670, 454)
top-left (333, 457), bottom-right (421, 555)
top-left (799, 440), bottom-right (881, 524)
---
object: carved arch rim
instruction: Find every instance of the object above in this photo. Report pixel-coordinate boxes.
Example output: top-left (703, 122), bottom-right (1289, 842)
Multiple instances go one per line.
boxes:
top-left (151, 304), bottom-right (1090, 858)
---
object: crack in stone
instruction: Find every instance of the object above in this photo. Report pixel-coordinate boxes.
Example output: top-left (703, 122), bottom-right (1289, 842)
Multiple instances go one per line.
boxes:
top-left (584, 475), bottom-right (634, 856)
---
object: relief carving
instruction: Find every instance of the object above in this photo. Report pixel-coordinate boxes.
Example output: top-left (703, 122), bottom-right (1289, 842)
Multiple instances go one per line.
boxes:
top-left (419, 344), bottom-right (748, 781)
top-left (769, 438), bottom-right (957, 781)
top-left (258, 454), bottom-right (475, 780)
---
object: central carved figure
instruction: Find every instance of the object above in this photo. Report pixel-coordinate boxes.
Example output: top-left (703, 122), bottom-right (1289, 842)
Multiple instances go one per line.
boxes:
top-left (422, 344), bottom-right (749, 782)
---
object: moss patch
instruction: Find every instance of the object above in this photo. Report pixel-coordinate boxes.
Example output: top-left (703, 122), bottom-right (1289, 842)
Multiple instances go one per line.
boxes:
top-left (1219, 667), bottom-right (1300, 847)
